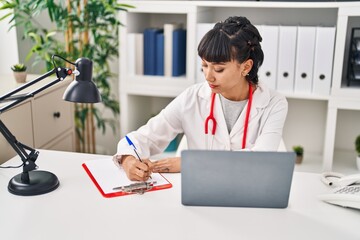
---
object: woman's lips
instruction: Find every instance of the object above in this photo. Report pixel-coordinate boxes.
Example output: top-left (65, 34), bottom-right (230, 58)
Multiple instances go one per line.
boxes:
top-left (209, 84), bottom-right (218, 89)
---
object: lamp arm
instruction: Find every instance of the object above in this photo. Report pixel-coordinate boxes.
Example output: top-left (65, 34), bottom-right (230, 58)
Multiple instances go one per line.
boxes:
top-left (0, 67), bottom-right (73, 114)
top-left (0, 66), bottom-right (73, 183)
top-left (0, 69), bottom-right (56, 104)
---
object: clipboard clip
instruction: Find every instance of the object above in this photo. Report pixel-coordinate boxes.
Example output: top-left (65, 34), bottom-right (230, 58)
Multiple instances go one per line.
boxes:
top-left (113, 181), bottom-right (157, 195)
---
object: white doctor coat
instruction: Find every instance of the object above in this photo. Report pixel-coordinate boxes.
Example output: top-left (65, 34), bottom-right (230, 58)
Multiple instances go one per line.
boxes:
top-left (116, 81), bottom-right (288, 158)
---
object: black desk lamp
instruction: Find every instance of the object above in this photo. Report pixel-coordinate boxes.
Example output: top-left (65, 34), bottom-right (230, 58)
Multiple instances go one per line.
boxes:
top-left (0, 55), bottom-right (102, 196)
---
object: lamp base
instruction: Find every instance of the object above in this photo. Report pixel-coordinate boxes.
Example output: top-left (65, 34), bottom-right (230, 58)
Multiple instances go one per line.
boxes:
top-left (8, 170), bottom-right (59, 196)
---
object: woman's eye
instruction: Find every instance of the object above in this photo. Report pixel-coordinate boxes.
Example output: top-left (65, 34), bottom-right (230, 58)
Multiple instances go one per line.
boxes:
top-left (215, 69), bottom-right (224, 73)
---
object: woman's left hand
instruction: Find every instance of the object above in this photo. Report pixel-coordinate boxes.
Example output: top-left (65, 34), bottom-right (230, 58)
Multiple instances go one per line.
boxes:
top-left (151, 157), bottom-right (181, 173)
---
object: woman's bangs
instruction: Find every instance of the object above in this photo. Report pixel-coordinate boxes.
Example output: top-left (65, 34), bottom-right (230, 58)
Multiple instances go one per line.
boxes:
top-left (198, 31), bottom-right (231, 63)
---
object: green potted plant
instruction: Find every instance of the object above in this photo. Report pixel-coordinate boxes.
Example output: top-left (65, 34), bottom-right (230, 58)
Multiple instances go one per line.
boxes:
top-left (11, 63), bottom-right (27, 83)
top-left (292, 145), bottom-right (304, 164)
top-left (355, 135), bottom-right (360, 170)
top-left (1, 1), bottom-right (133, 153)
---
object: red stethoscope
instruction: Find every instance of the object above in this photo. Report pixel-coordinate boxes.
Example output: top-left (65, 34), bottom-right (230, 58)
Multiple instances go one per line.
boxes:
top-left (205, 83), bottom-right (253, 150)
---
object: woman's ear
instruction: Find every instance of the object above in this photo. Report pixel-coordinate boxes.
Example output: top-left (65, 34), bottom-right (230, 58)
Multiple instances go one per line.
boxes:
top-left (242, 59), bottom-right (254, 76)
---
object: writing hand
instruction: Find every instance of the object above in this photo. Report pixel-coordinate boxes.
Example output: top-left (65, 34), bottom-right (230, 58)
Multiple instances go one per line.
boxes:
top-left (122, 155), bottom-right (152, 181)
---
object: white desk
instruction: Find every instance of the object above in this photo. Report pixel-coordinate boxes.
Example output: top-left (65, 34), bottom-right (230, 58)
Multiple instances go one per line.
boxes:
top-left (0, 150), bottom-right (359, 240)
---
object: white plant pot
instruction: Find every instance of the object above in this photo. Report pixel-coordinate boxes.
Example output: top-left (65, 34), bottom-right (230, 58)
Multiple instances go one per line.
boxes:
top-left (357, 156), bottom-right (360, 170)
top-left (13, 71), bottom-right (27, 83)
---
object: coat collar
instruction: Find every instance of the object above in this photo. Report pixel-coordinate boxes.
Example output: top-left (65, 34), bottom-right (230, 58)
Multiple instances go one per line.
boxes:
top-left (198, 81), bottom-right (272, 139)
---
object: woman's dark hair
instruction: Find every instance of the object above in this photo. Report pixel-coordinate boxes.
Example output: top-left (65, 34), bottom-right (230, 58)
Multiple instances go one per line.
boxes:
top-left (198, 16), bottom-right (264, 85)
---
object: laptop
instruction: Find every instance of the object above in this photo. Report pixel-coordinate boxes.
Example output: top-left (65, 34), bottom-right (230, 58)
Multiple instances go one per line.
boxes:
top-left (181, 150), bottom-right (296, 208)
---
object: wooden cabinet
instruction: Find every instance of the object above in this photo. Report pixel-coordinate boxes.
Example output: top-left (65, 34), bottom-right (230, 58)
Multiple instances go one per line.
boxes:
top-left (0, 102), bottom-right (33, 163)
top-left (0, 76), bottom-right (75, 164)
top-left (32, 84), bottom-right (74, 148)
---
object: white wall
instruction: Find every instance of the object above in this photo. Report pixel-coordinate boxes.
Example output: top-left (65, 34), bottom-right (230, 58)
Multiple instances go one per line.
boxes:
top-left (0, 11), bottom-right (19, 75)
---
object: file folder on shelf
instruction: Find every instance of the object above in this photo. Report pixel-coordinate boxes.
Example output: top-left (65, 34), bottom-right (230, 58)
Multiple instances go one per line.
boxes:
top-left (144, 28), bottom-right (163, 75)
top-left (258, 25), bottom-right (279, 90)
top-left (82, 158), bottom-right (172, 198)
top-left (277, 26), bottom-right (297, 93)
top-left (294, 26), bottom-right (316, 94)
top-left (164, 23), bottom-right (182, 77)
top-left (172, 28), bottom-right (187, 76)
top-left (312, 27), bottom-right (336, 95)
top-left (156, 33), bottom-right (165, 76)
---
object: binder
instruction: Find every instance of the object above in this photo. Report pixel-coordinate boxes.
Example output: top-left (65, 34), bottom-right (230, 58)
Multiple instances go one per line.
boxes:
top-left (144, 28), bottom-right (163, 75)
top-left (82, 158), bottom-right (172, 198)
top-left (196, 23), bottom-right (214, 83)
top-left (277, 26), bottom-right (297, 92)
top-left (172, 28), bottom-right (186, 76)
top-left (156, 33), bottom-right (165, 76)
top-left (258, 25), bottom-right (279, 89)
top-left (294, 26), bottom-right (316, 94)
top-left (312, 27), bottom-right (336, 95)
top-left (164, 23), bottom-right (182, 77)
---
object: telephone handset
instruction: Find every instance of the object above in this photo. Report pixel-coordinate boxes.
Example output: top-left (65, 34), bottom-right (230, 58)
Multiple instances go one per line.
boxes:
top-left (334, 174), bottom-right (360, 187)
top-left (319, 172), bottom-right (360, 210)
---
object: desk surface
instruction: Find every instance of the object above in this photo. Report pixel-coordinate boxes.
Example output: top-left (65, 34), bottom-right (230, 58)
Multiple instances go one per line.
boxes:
top-left (0, 150), bottom-right (359, 240)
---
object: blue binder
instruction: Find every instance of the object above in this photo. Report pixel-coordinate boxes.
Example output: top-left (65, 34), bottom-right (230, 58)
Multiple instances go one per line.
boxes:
top-left (172, 29), bottom-right (186, 76)
top-left (144, 28), bottom-right (163, 75)
top-left (156, 33), bottom-right (164, 76)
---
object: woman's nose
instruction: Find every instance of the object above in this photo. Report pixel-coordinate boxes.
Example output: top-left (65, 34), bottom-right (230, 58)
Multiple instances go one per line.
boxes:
top-left (204, 69), bottom-right (215, 82)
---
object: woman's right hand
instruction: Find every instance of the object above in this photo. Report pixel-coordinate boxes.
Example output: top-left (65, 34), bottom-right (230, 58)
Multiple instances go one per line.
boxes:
top-left (121, 155), bottom-right (153, 181)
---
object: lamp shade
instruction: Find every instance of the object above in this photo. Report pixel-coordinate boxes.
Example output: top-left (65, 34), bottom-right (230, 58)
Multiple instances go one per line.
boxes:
top-left (63, 58), bottom-right (102, 103)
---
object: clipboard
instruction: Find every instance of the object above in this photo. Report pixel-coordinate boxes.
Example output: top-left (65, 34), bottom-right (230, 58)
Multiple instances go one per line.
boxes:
top-left (82, 158), bottom-right (172, 198)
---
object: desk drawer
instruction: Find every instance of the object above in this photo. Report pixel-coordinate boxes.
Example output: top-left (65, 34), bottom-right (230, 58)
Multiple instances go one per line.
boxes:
top-left (33, 85), bottom-right (74, 147)
top-left (0, 102), bottom-right (33, 163)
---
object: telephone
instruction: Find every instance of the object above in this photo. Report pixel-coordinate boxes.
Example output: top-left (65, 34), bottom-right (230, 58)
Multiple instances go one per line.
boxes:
top-left (318, 172), bottom-right (360, 210)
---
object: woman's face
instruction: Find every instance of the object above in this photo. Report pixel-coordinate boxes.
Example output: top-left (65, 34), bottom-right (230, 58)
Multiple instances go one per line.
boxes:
top-left (201, 58), bottom-right (253, 100)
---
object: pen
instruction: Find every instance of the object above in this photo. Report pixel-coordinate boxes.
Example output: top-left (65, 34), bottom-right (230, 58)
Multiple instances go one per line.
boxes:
top-left (125, 135), bottom-right (152, 179)
top-left (125, 135), bottom-right (143, 162)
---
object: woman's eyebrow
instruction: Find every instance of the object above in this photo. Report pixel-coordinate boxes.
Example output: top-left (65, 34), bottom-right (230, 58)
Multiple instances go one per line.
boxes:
top-left (211, 62), bottom-right (226, 65)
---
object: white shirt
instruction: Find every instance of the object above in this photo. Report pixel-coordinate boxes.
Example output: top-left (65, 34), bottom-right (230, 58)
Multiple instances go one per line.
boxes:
top-left (116, 81), bottom-right (288, 158)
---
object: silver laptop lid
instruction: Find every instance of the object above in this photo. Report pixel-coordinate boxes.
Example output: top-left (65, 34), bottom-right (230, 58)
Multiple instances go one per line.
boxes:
top-left (181, 150), bottom-right (296, 208)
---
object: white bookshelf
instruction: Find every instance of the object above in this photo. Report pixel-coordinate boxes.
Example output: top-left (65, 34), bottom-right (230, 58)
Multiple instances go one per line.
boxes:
top-left (118, 1), bottom-right (360, 174)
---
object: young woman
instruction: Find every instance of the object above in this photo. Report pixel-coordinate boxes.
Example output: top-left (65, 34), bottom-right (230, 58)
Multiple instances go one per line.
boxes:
top-left (114, 16), bottom-right (288, 181)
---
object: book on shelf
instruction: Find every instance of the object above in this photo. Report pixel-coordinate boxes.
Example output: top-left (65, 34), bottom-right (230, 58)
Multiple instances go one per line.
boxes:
top-left (156, 33), bottom-right (165, 76)
top-left (135, 33), bottom-right (144, 75)
top-left (127, 33), bottom-right (144, 75)
top-left (164, 23), bottom-right (182, 77)
top-left (144, 28), bottom-right (163, 75)
top-left (127, 33), bottom-right (136, 75)
top-left (172, 28), bottom-right (186, 77)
